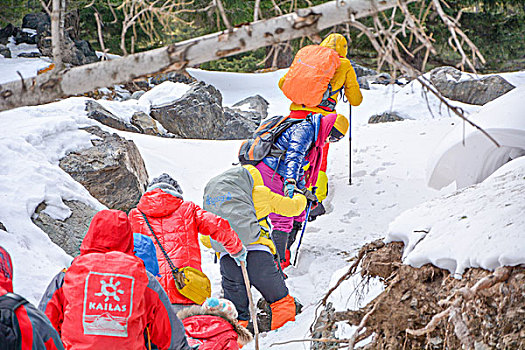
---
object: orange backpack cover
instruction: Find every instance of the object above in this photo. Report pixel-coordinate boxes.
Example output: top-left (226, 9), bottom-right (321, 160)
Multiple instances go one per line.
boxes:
top-left (281, 45), bottom-right (340, 107)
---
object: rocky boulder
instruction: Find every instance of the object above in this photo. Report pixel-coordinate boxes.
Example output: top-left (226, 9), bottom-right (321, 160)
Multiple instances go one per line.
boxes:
top-left (131, 111), bottom-right (165, 136)
top-left (38, 34), bottom-right (99, 66)
top-left (150, 82), bottom-right (264, 140)
top-left (429, 66), bottom-right (515, 105)
top-left (150, 82), bottom-right (223, 139)
top-left (59, 126), bottom-right (149, 212)
top-left (32, 200), bottom-right (98, 256)
top-left (369, 111), bottom-right (405, 123)
top-left (22, 13), bottom-right (50, 33)
top-left (85, 100), bottom-right (140, 133)
top-left (151, 71), bottom-right (196, 85)
top-left (231, 95), bottom-right (269, 123)
top-left (0, 45), bottom-right (10, 58)
top-left (0, 24), bottom-right (18, 45)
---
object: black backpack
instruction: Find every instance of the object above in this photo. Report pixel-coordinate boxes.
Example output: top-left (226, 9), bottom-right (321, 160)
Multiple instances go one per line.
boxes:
top-left (238, 115), bottom-right (304, 166)
top-left (0, 293), bottom-right (28, 350)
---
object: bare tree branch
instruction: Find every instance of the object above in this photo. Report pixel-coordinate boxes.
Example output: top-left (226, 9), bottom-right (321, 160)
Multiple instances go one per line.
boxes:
top-left (1, 0), bottom-right (412, 111)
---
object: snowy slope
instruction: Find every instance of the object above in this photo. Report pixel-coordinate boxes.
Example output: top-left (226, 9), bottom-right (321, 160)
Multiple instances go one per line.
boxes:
top-left (1, 49), bottom-right (524, 349)
top-left (427, 86), bottom-right (525, 189)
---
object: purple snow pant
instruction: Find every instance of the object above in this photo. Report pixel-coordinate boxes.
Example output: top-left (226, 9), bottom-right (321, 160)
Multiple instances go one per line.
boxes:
top-left (255, 162), bottom-right (306, 232)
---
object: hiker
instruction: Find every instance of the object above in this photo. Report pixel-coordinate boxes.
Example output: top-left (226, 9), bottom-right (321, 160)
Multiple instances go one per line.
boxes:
top-left (256, 112), bottom-right (349, 268)
top-left (128, 173), bottom-right (246, 312)
top-left (178, 297), bottom-right (252, 349)
top-left (279, 32), bottom-right (363, 118)
top-left (201, 164), bottom-right (307, 331)
top-left (38, 209), bottom-right (191, 350)
top-left (0, 245), bottom-right (64, 350)
top-left (280, 33), bottom-right (363, 222)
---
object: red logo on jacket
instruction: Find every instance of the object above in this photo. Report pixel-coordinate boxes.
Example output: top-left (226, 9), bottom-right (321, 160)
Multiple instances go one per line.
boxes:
top-left (82, 272), bottom-right (134, 337)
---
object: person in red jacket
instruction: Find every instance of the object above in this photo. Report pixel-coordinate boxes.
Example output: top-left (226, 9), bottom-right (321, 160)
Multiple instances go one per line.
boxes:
top-left (0, 246), bottom-right (64, 350)
top-left (177, 297), bottom-right (252, 349)
top-left (129, 174), bottom-right (246, 312)
top-left (38, 209), bottom-right (191, 350)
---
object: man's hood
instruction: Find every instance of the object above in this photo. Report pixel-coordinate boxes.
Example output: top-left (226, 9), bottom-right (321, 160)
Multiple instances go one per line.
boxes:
top-left (0, 246), bottom-right (14, 293)
top-left (137, 188), bottom-right (183, 218)
top-left (320, 33), bottom-right (348, 57)
top-left (80, 209), bottom-right (134, 256)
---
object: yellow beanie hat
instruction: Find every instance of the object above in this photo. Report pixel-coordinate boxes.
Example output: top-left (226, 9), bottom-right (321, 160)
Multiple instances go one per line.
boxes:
top-left (333, 114), bottom-right (349, 136)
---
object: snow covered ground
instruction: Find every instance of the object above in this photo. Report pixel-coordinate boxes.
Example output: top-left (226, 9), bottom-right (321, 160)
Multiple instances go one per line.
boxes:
top-left (1, 50), bottom-right (524, 348)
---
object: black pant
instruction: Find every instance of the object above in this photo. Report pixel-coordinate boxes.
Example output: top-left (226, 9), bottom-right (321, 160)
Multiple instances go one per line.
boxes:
top-left (220, 250), bottom-right (289, 321)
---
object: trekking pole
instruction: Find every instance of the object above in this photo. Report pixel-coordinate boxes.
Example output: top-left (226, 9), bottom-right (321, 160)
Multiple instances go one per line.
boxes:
top-left (292, 187), bottom-right (317, 266)
top-left (240, 261), bottom-right (259, 350)
top-left (349, 104), bottom-right (352, 185)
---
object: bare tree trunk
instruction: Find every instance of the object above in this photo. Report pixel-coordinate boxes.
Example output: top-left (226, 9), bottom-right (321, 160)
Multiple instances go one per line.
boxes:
top-left (51, 0), bottom-right (63, 70)
top-left (0, 0), bottom-right (412, 111)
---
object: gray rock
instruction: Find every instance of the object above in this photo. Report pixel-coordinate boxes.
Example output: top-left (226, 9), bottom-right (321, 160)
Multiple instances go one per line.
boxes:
top-left (0, 221), bottom-right (5, 231)
top-left (231, 94), bottom-right (269, 122)
top-left (351, 61), bottom-right (378, 78)
top-left (368, 111), bottom-right (405, 124)
top-left (151, 71), bottom-right (195, 85)
top-left (14, 30), bottom-right (38, 45)
top-left (131, 112), bottom-right (163, 136)
top-left (0, 45), bottom-right (11, 58)
top-left (358, 76), bottom-right (370, 90)
top-left (0, 24), bottom-right (18, 45)
top-left (59, 126), bottom-right (149, 212)
top-left (32, 200), bottom-right (98, 256)
top-left (38, 32), bottom-right (98, 66)
top-left (85, 100), bottom-right (140, 133)
top-left (150, 82), bottom-right (263, 140)
top-left (22, 13), bottom-right (50, 33)
top-left (18, 52), bottom-right (41, 58)
top-left (130, 90), bottom-right (146, 100)
top-left (222, 107), bottom-right (260, 140)
top-left (430, 66), bottom-right (515, 105)
top-left (150, 81), bottom-right (225, 139)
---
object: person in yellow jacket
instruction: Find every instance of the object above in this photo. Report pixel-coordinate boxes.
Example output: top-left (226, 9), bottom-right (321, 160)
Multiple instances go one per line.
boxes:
top-left (279, 33), bottom-right (363, 118)
top-left (277, 33), bottom-right (362, 235)
top-left (201, 164), bottom-right (307, 332)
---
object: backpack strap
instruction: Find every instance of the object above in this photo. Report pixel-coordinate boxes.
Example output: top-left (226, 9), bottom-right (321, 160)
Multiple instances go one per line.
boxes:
top-left (0, 293), bottom-right (28, 310)
top-left (0, 293), bottom-right (28, 350)
top-left (139, 211), bottom-right (185, 289)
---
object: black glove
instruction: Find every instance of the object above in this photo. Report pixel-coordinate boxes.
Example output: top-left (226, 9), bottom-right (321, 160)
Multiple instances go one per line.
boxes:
top-left (299, 189), bottom-right (318, 204)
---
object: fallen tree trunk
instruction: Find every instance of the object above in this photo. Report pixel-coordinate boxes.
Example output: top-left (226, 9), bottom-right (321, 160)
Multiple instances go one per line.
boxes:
top-left (0, 0), bottom-right (413, 111)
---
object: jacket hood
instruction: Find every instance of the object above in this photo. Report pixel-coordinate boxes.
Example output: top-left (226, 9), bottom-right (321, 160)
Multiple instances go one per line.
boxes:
top-left (137, 188), bottom-right (183, 217)
top-left (80, 209), bottom-right (134, 255)
top-left (178, 305), bottom-right (253, 345)
top-left (0, 246), bottom-right (13, 293)
top-left (320, 33), bottom-right (348, 57)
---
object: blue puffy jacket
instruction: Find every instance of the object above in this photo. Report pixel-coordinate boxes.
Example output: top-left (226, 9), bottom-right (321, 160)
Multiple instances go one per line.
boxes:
top-left (133, 232), bottom-right (160, 276)
top-left (262, 113), bottom-right (322, 187)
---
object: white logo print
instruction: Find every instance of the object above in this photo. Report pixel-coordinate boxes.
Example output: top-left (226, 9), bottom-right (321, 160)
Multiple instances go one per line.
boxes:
top-left (95, 277), bottom-right (125, 302)
top-left (83, 272), bottom-right (134, 337)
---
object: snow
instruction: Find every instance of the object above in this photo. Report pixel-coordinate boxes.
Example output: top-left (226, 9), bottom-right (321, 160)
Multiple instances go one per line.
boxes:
top-left (386, 156), bottom-right (525, 278)
top-left (427, 86), bottom-right (525, 189)
top-left (1, 43), bottom-right (524, 348)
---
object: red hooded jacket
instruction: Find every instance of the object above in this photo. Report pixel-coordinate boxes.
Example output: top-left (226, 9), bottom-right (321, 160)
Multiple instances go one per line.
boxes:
top-left (177, 305), bottom-right (252, 350)
top-left (0, 246), bottom-right (64, 350)
top-left (129, 189), bottom-right (243, 304)
top-left (38, 210), bottom-right (191, 350)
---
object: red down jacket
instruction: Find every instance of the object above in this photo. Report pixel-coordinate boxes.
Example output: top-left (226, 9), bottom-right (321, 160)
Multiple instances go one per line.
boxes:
top-left (38, 210), bottom-right (190, 350)
top-left (177, 305), bottom-right (252, 350)
top-left (129, 188), bottom-right (243, 304)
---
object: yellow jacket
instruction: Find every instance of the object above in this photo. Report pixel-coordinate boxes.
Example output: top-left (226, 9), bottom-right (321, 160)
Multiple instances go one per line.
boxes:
top-left (279, 33), bottom-right (363, 115)
top-left (200, 165), bottom-right (306, 255)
